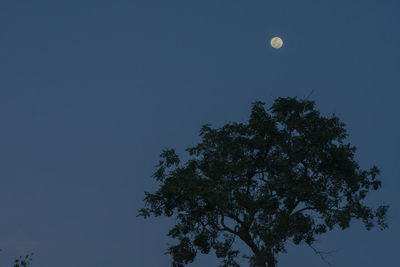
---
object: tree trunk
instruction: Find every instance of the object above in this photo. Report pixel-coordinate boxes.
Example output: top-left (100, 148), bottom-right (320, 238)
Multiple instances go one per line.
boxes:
top-left (237, 229), bottom-right (275, 267)
top-left (254, 249), bottom-right (275, 267)
top-left (266, 256), bottom-right (276, 267)
top-left (266, 249), bottom-right (276, 267)
top-left (254, 255), bottom-right (267, 267)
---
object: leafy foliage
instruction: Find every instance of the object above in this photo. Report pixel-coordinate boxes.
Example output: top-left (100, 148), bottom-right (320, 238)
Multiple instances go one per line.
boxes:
top-left (137, 97), bottom-right (389, 267)
top-left (14, 254), bottom-right (33, 267)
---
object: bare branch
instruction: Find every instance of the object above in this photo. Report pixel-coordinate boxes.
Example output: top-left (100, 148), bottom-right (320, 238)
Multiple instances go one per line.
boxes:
top-left (308, 244), bottom-right (337, 267)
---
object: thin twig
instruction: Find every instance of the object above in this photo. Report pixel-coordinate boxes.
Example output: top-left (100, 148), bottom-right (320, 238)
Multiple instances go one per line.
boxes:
top-left (308, 244), bottom-right (337, 267)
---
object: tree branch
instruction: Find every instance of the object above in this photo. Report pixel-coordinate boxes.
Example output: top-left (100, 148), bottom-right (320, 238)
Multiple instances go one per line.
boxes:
top-left (215, 203), bottom-right (245, 227)
top-left (220, 214), bottom-right (237, 235)
top-left (217, 208), bottom-right (261, 257)
top-left (290, 207), bottom-right (314, 217)
top-left (308, 244), bottom-right (337, 267)
top-left (287, 199), bottom-right (301, 215)
top-left (209, 219), bottom-right (224, 231)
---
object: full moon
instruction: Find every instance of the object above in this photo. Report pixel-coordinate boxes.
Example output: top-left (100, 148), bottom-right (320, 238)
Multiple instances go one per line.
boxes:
top-left (270, 37), bottom-right (283, 49)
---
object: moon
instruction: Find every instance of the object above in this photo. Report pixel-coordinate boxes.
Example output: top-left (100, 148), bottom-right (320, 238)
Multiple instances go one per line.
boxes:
top-left (270, 37), bottom-right (283, 49)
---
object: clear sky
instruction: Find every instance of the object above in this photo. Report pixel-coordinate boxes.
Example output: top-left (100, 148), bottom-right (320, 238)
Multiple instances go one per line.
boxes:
top-left (0, 0), bottom-right (399, 266)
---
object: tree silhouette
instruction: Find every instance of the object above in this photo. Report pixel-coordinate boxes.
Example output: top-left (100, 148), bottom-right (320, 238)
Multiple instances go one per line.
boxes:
top-left (137, 97), bottom-right (389, 267)
top-left (0, 249), bottom-right (33, 267)
top-left (13, 253), bottom-right (33, 267)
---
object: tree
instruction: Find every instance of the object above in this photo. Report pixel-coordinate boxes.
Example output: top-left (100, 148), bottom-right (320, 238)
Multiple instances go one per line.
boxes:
top-left (137, 97), bottom-right (389, 267)
top-left (0, 249), bottom-right (33, 267)
top-left (13, 254), bottom-right (33, 267)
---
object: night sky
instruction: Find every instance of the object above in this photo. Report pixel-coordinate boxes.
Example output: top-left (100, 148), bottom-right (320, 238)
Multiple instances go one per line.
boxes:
top-left (0, 1), bottom-right (399, 266)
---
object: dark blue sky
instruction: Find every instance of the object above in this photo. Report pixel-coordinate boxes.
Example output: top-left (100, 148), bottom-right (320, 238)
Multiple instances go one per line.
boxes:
top-left (0, 1), bottom-right (398, 266)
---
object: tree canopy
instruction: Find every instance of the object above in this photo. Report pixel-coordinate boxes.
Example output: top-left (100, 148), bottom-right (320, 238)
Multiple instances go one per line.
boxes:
top-left (137, 97), bottom-right (389, 267)
top-left (13, 254), bottom-right (33, 267)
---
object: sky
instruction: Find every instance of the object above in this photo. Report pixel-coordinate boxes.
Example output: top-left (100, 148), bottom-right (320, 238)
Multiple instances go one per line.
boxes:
top-left (0, 0), bottom-right (399, 266)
